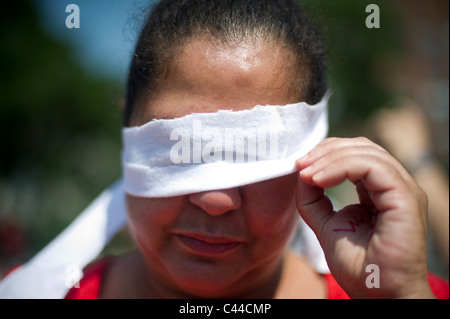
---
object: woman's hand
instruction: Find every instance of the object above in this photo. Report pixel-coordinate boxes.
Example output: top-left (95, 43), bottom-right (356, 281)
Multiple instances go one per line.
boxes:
top-left (296, 137), bottom-right (434, 298)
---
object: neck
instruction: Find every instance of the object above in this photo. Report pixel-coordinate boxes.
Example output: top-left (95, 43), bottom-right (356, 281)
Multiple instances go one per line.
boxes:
top-left (136, 251), bottom-right (284, 299)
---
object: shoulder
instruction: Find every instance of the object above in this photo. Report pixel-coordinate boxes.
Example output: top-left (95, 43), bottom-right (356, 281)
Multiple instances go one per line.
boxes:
top-left (277, 252), bottom-right (328, 298)
top-left (64, 257), bottom-right (113, 299)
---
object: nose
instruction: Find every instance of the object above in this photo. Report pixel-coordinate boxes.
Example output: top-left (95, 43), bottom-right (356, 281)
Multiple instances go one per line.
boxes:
top-left (188, 188), bottom-right (242, 216)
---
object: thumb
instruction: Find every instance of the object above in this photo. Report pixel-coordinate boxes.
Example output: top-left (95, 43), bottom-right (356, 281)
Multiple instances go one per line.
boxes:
top-left (296, 173), bottom-right (334, 240)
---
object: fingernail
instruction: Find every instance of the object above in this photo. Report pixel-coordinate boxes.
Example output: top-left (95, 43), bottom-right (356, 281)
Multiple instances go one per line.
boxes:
top-left (300, 165), bottom-right (312, 175)
top-left (296, 154), bottom-right (309, 167)
top-left (312, 171), bottom-right (325, 183)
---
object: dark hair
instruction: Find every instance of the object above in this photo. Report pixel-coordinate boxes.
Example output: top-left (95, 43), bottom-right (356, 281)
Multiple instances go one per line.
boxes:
top-left (124, 0), bottom-right (327, 126)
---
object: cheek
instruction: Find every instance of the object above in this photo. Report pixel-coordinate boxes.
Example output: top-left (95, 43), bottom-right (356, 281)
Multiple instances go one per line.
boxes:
top-left (250, 203), bottom-right (298, 244)
top-left (125, 195), bottom-right (184, 249)
top-left (243, 174), bottom-right (299, 246)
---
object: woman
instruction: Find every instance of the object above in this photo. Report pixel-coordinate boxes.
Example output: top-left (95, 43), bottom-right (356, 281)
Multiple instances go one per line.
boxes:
top-left (6, 0), bottom-right (448, 299)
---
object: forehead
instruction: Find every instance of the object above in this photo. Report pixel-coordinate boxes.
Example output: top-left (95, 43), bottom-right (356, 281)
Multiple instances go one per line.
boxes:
top-left (138, 37), bottom-right (303, 123)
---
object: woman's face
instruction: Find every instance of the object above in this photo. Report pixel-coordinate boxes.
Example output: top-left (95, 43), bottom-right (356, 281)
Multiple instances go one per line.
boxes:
top-left (126, 38), bottom-right (304, 297)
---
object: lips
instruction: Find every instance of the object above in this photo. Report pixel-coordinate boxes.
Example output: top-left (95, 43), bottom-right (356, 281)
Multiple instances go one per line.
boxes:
top-left (175, 233), bottom-right (242, 256)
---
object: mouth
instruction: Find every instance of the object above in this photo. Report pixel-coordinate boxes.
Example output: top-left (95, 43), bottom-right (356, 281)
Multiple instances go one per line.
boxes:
top-left (174, 233), bottom-right (242, 256)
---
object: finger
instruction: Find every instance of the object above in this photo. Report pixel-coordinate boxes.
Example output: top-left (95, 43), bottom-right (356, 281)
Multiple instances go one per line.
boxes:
top-left (297, 137), bottom-right (413, 185)
top-left (355, 180), bottom-right (375, 209)
top-left (297, 137), bottom-right (385, 168)
top-left (298, 146), bottom-right (383, 186)
top-left (300, 142), bottom-right (407, 188)
top-left (308, 153), bottom-right (404, 192)
top-left (296, 174), bottom-right (334, 238)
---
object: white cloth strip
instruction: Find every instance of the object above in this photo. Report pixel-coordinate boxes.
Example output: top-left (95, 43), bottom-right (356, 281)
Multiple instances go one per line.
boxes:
top-left (122, 94), bottom-right (329, 197)
top-left (0, 180), bottom-right (127, 299)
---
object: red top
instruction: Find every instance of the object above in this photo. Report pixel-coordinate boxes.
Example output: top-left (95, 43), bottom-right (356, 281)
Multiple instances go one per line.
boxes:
top-left (64, 258), bottom-right (449, 299)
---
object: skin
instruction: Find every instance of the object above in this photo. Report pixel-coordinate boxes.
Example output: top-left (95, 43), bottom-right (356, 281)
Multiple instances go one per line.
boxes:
top-left (102, 37), bottom-right (435, 299)
top-left (297, 137), bottom-right (434, 298)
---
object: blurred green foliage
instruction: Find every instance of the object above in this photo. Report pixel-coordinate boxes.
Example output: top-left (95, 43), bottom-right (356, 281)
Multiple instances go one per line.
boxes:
top-left (0, 1), bottom-right (124, 264)
top-left (301, 0), bottom-right (404, 135)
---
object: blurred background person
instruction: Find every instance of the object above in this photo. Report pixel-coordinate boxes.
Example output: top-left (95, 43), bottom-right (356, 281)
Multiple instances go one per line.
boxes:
top-left (367, 100), bottom-right (449, 276)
